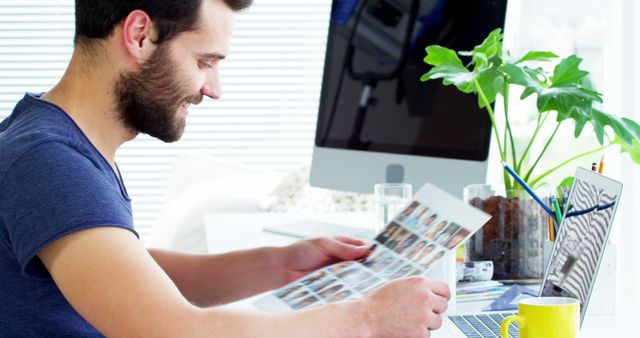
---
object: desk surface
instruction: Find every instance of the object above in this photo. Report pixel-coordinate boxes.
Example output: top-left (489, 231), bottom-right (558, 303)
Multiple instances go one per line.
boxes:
top-left (204, 212), bottom-right (627, 338)
top-left (204, 212), bottom-right (373, 253)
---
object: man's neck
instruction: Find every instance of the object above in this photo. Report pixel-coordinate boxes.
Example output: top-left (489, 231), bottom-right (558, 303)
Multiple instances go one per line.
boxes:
top-left (41, 50), bottom-right (136, 166)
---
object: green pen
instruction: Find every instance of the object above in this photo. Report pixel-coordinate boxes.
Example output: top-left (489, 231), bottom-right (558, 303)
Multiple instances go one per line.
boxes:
top-left (552, 196), bottom-right (563, 225)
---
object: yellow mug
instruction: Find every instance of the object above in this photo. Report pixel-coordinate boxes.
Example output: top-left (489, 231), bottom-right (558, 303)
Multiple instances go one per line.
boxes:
top-left (500, 297), bottom-right (580, 338)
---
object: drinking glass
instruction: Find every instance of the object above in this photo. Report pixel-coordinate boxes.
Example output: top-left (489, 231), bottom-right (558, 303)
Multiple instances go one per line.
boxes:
top-left (373, 183), bottom-right (412, 233)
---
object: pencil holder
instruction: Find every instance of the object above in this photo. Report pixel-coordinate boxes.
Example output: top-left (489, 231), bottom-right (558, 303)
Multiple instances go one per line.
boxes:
top-left (464, 184), bottom-right (548, 282)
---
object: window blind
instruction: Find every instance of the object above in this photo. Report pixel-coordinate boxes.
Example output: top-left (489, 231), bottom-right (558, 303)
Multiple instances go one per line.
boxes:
top-left (0, 0), bottom-right (331, 243)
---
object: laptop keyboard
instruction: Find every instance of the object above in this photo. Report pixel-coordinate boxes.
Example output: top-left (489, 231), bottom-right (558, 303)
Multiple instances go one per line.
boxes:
top-left (449, 312), bottom-right (518, 338)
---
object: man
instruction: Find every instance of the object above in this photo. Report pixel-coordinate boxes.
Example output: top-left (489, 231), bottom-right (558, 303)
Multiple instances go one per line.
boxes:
top-left (0, 0), bottom-right (450, 336)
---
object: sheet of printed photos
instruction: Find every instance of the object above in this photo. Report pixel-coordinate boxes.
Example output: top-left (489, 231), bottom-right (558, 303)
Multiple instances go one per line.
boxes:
top-left (257, 184), bottom-right (490, 312)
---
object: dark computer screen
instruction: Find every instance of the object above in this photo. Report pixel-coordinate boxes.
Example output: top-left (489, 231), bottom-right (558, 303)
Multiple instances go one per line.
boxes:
top-left (315, 0), bottom-right (508, 161)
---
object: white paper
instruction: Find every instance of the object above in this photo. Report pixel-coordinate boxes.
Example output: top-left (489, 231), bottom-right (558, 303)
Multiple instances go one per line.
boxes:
top-left (254, 183), bottom-right (491, 312)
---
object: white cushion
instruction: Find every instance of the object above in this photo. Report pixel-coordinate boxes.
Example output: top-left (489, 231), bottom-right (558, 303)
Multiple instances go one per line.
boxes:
top-left (149, 155), bottom-right (282, 253)
top-left (149, 156), bottom-right (373, 253)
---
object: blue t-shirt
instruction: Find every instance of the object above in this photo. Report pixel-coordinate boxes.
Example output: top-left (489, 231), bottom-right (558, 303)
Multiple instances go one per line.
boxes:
top-left (0, 93), bottom-right (138, 337)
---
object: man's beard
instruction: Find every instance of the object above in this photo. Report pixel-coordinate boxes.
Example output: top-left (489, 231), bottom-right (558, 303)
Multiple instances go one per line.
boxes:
top-left (114, 43), bottom-right (201, 143)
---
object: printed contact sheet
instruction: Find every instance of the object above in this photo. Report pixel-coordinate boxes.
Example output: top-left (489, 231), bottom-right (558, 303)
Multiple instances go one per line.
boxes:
top-left (254, 183), bottom-right (491, 312)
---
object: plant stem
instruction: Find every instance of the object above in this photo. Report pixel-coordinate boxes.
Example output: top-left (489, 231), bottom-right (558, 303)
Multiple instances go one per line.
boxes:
top-left (473, 78), bottom-right (505, 160)
top-left (503, 112), bottom-right (507, 161)
top-left (501, 89), bottom-right (510, 189)
top-left (517, 112), bottom-right (550, 173)
top-left (524, 121), bottom-right (562, 182)
top-left (503, 171), bottom-right (513, 191)
top-left (503, 82), bottom-right (517, 169)
top-left (529, 144), bottom-right (612, 187)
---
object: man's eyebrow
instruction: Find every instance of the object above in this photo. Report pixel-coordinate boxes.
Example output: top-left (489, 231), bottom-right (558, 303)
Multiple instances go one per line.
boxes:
top-left (198, 52), bottom-right (226, 60)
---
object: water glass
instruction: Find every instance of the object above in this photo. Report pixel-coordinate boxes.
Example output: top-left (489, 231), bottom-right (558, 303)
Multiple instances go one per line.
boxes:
top-left (373, 183), bottom-right (412, 233)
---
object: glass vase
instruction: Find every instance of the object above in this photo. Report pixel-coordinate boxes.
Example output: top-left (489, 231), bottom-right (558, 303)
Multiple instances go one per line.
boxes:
top-left (464, 184), bottom-right (548, 281)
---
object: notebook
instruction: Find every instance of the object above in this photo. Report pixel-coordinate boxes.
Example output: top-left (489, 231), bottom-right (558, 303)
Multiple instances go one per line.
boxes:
top-left (434, 167), bottom-right (623, 338)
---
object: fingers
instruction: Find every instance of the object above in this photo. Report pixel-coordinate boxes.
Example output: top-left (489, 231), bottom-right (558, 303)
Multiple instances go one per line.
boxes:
top-left (332, 235), bottom-right (367, 247)
top-left (320, 237), bottom-right (369, 261)
top-left (426, 311), bottom-right (443, 330)
top-left (431, 293), bottom-right (449, 314)
top-left (363, 277), bottom-right (448, 337)
top-left (426, 278), bottom-right (451, 300)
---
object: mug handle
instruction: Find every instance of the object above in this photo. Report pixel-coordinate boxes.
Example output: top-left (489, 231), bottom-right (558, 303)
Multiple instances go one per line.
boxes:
top-left (500, 315), bottom-right (524, 338)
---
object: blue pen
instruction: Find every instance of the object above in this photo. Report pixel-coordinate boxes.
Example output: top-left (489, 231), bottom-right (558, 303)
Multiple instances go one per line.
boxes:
top-left (500, 161), bottom-right (556, 219)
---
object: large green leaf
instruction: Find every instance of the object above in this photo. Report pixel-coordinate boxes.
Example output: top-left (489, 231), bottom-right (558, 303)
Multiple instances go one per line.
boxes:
top-left (474, 28), bottom-right (503, 57)
top-left (423, 45), bottom-right (464, 67)
top-left (621, 117), bottom-right (640, 143)
top-left (616, 137), bottom-right (640, 163)
top-left (613, 118), bottom-right (640, 163)
top-left (475, 67), bottom-right (505, 107)
top-left (498, 63), bottom-right (545, 99)
top-left (537, 87), bottom-right (595, 133)
top-left (421, 45), bottom-right (476, 93)
top-left (500, 56), bottom-right (603, 136)
top-left (541, 56), bottom-right (602, 126)
top-left (594, 110), bottom-right (640, 145)
top-left (515, 51), bottom-right (559, 64)
top-left (421, 29), bottom-right (508, 109)
top-left (550, 55), bottom-right (590, 86)
top-left (468, 28), bottom-right (503, 70)
top-left (522, 67), bottom-right (548, 98)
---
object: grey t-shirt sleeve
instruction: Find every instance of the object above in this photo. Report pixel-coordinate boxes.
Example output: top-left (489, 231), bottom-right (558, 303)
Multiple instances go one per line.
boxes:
top-left (0, 141), bottom-right (136, 279)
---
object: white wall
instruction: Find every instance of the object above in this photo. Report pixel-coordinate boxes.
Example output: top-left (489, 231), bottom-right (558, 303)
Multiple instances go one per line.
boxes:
top-left (608, 0), bottom-right (640, 328)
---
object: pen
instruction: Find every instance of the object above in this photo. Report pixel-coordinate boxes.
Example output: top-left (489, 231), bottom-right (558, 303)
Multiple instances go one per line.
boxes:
top-left (552, 196), bottom-right (563, 226)
top-left (598, 155), bottom-right (604, 174)
top-left (547, 197), bottom-right (555, 241)
top-left (500, 161), bottom-right (555, 219)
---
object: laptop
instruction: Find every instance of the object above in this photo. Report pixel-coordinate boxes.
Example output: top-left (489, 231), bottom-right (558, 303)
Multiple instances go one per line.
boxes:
top-left (434, 167), bottom-right (623, 338)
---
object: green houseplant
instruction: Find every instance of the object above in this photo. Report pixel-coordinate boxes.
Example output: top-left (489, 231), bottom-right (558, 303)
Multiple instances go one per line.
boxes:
top-left (420, 29), bottom-right (640, 280)
top-left (421, 28), bottom-right (640, 191)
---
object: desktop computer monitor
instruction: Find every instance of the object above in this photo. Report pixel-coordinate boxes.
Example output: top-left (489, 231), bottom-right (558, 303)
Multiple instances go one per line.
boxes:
top-left (310, 0), bottom-right (510, 197)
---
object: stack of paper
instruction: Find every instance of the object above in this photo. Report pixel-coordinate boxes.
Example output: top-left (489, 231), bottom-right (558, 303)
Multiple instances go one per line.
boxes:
top-left (456, 281), bottom-right (509, 302)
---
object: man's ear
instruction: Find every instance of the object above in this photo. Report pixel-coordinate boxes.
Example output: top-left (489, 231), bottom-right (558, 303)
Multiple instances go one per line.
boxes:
top-left (121, 10), bottom-right (156, 62)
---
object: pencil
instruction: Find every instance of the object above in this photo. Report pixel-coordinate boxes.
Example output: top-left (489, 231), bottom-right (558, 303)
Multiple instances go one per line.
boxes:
top-left (598, 155), bottom-right (604, 174)
top-left (500, 161), bottom-right (555, 219)
top-left (548, 197), bottom-right (555, 241)
top-left (552, 196), bottom-right (563, 226)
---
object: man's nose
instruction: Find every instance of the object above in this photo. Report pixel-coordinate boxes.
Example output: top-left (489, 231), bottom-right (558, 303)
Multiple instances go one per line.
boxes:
top-left (201, 71), bottom-right (221, 99)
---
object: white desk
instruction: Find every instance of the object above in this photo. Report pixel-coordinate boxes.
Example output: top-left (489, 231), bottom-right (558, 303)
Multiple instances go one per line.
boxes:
top-left (204, 212), bottom-right (374, 254)
top-left (204, 212), bottom-right (628, 337)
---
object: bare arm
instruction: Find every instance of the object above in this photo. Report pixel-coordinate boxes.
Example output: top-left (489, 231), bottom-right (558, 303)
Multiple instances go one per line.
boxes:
top-left (148, 236), bottom-right (375, 306)
top-left (39, 227), bottom-right (449, 337)
top-left (148, 247), bottom-right (286, 306)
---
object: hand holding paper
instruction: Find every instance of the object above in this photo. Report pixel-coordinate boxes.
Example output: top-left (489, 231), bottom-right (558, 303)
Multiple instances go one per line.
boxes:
top-left (275, 236), bottom-right (372, 284)
top-left (255, 183), bottom-right (491, 312)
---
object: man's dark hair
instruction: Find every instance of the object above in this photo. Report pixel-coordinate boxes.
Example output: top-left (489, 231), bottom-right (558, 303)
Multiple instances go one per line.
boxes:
top-left (74, 0), bottom-right (252, 47)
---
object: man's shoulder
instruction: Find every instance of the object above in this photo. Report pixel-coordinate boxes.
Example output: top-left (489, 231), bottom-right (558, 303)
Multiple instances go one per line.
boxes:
top-left (0, 94), bottom-right (94, 182)
top-left (0, 129), bottom-right (83, 184)
top-left (2, 95), bottom-right (72, 141)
